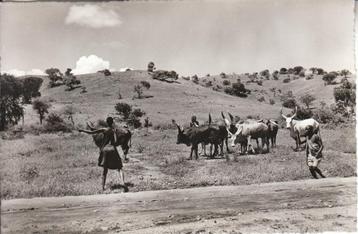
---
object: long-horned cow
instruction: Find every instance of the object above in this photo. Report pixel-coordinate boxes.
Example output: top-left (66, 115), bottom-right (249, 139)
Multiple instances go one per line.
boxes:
top-left (173, 117), bottom-right (226, 160)
top-left (222, 112), bottom-right (269, 154)
top-left (265, 119), bottom-right (279, 147)
top-left (281, 107), bottom-right (320, 150)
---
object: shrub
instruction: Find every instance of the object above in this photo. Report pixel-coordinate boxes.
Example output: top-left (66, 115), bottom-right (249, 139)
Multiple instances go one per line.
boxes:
top-left (192, 75), bottom-right (199, 84)
top-left (296, 106), bottom-right (313, 119)
top-left (299, 94), bottom-right (316, 109)
top-left (257, 96), bottom-right (265, 102)
top-left (334, 87), bottom-right (354, 106)
top-left (222, 80), bottom-right (231, 86)
top-left (306, 74), bottom-right (314, 80)
top-left (256, 80), bottom-right (263, 86)
top-left (44, 113), bottom-right (72, 132)
top-left (131, 108), bottom-right (146, 118)
top-left (115, 102), bottom-right (132, 119)
top-left (205, 81), bottom-right (213, 87)
top-left (140, 81), bottom-right (151, 89)
top-left (260, 69), bottom-right (270, 79)
top-left (152, 70), bottom-right (178, 82)
top-left (103, 69), bottom-right (111, 76)
top-left (282, 98), bottom-right (297, 108)
top-left (322, 73), bottom-right (337, 85)
top-left (283, 78), bottom-right (291, 83)
top-left (133, 84), bottom-right (143, 99)
top-left (312, 107), bottom-right (336, 124)
top-left (272, 71), bottom-right (279, 80)
top-left (20, 165), bottom-right (39, 182)
top-left (220, 72), bottom-right (226, 78)
top-left (127, 113), bottom-right (142, 128)
top-left (299, 70), bottom-right (305, 77)
top-left (269, 99), bottom-right (275, 105)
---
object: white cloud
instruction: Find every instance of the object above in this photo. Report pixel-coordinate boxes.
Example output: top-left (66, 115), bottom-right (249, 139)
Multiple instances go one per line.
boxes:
top-left (72, 55), bottom-right (110, 75)
top-left (65, 4), bottom-right (121, 28)
top-left (2, 69), bottom-right (45, 77)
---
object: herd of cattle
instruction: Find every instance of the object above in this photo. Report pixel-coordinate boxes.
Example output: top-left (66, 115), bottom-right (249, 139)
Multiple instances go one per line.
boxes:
top-left (86, 107), bottom-right (321, 162)
top-left (173, 107), bottom-right (320, 159)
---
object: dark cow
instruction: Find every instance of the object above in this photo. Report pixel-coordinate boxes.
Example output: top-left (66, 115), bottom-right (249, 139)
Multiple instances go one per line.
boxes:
top-left (173, 119), bottom-right (226, 160)
top-left (266, 119), bottom-right (279, 147)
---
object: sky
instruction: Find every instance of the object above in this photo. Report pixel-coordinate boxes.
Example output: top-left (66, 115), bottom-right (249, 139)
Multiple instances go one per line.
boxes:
top-left (0, 0), bottom-right (355, 76)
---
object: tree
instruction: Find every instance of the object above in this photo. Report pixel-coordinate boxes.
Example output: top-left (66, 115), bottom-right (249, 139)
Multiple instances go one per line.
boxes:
top-left (147, 62), bottom-right (155, 72)
top-left (45, 68), bottom-right (63, 87)
top-left (340, 69), bottom-right (351, 78)
top-left (140, 81), bottom-right (151, 89)
top-left (316, 68), bottom-right (325, 75)
top-left (293, 66), bottom-right (304, 75)
top-left (115, 102), bottom-right (132, 119)
top-left (272, 70), bottom-right (279, 80)
top-left (0, 74), bottom-right (24, 131)
top-left (260, 69), bottom-right (270, 79)
top-left (32, 99), bottom-right (50, 125)
top-left (64, 69), bottom-right (80, 91)
top-left (22, 76), bottom-right (43, 104)
top-left (322, 73), bottom-right (337, 85)
top-left (309, 67), bottom-right (317, 75)
top-left (279, 68), bottom-right (287, 74)
top-left (299, 94), bottom-right (316, 109)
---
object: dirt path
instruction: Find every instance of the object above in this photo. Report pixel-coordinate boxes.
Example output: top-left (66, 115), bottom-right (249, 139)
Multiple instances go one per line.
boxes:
top-left (1, 177), bottom-right (356, 233)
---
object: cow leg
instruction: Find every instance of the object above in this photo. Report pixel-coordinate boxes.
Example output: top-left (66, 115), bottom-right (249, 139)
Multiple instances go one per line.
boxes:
top-left (309, 167), bottom-right (318, 179)
top-left (102, 168), bottom-right (108, 190)
top-left (266, 137), bottom-right (270, 153)
top-left (195, 144), bottom-right (199, 160)
top-left (247, 136), bottom-right (254, 154)
top-left (190, 146), bottom-right (194, 160)
top-left (225, 137), bottom-right (230, 153)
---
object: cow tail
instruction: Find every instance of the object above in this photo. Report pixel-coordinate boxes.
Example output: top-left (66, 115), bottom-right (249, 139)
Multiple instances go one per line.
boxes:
top-left (129, 131), bottom-right (132, 148)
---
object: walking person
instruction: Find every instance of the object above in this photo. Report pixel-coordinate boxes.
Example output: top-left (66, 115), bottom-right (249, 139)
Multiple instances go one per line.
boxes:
top-left (79, 117), bottom-right (126, 190)
top-left (305, 125), bottom-right (325, 179)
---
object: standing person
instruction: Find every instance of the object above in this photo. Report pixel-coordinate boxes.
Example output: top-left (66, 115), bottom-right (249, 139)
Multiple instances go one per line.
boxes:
top-left (190, 115), bottom-right (200, 127)
top-left (305, 125), bottom-right (325, 179)
top-left (79, 117), bottom-right (125, 190)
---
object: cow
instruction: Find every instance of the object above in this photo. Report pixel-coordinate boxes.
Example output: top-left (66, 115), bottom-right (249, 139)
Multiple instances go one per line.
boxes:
top-left (87, 122), bottom-right (132, 161)
top-left (173, 119), bottom-right (225, 160)
top-left (221, 112), bottom-right (247, 154)
top-left (206, 114), bottom-right (230, 156)
top-left (281, 107), bottom-right (320, 151)
top-left (222, 112), bottom-right (270, 154)
top-left (265, 119), bottom-right (279, 147)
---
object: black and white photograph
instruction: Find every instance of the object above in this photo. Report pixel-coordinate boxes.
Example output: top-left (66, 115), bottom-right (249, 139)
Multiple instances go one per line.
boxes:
top-left (0, 0), bottom-right (357, 233)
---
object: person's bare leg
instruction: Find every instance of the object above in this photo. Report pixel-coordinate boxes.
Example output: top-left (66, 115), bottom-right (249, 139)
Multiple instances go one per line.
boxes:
top-left (309, 167), bottom-right (318, 179)
top-left (315, 168), bottom-right (326, 178)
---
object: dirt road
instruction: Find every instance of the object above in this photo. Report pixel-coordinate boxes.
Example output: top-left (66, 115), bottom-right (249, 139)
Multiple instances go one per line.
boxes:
top-left (1, 177), bottom-right (356, 233)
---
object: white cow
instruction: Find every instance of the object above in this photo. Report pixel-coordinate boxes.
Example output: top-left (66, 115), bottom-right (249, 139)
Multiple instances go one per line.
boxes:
top-left (281, 107), bottom-right (320, 151)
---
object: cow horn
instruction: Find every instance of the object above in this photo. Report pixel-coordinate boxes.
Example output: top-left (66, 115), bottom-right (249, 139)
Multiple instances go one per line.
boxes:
top-left (291, 106), bottom-right (297, 118)
top-left (270, 120), bottom-right (279, 126)
top-left (87, 121), bottom-right (95, 130)
top-left (208, 113), bottom-right (212, 125)
top-left (221, 111), bottom-right (225, 120)
top-left (228, 112), bottom-right (234, 122)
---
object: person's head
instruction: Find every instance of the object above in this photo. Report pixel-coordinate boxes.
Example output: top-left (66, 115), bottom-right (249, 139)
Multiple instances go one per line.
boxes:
top-left (191, 115), bottom-right (197, 122)
top-left (106, 117), bottom-right (114, 127)
top-left (306, 125), bottom-right (314, 136)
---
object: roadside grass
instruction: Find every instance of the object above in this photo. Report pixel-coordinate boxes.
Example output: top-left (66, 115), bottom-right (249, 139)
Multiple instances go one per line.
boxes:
top-left (0, 125), bottom-right (356, 199)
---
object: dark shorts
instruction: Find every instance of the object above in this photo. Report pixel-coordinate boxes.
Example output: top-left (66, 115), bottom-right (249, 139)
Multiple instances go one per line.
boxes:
top-left (99, 149), bottom-right (123, 170)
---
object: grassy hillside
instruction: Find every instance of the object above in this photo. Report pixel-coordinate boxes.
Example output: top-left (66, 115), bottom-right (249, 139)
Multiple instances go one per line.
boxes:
top-left (37, 70), bottom-right (288, 126)
top-left (0, 69), bottom-right (355, 199)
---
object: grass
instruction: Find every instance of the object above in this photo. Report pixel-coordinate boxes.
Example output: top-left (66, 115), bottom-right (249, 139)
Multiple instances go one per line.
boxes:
top-left (0, 125), bottom-right (355, 199)
top-left (1, 70), bottom-right (355, 199)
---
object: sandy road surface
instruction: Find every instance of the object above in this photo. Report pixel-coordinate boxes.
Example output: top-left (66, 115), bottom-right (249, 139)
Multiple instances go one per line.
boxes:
top-left (1, 177), bottom-right (357, 233)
